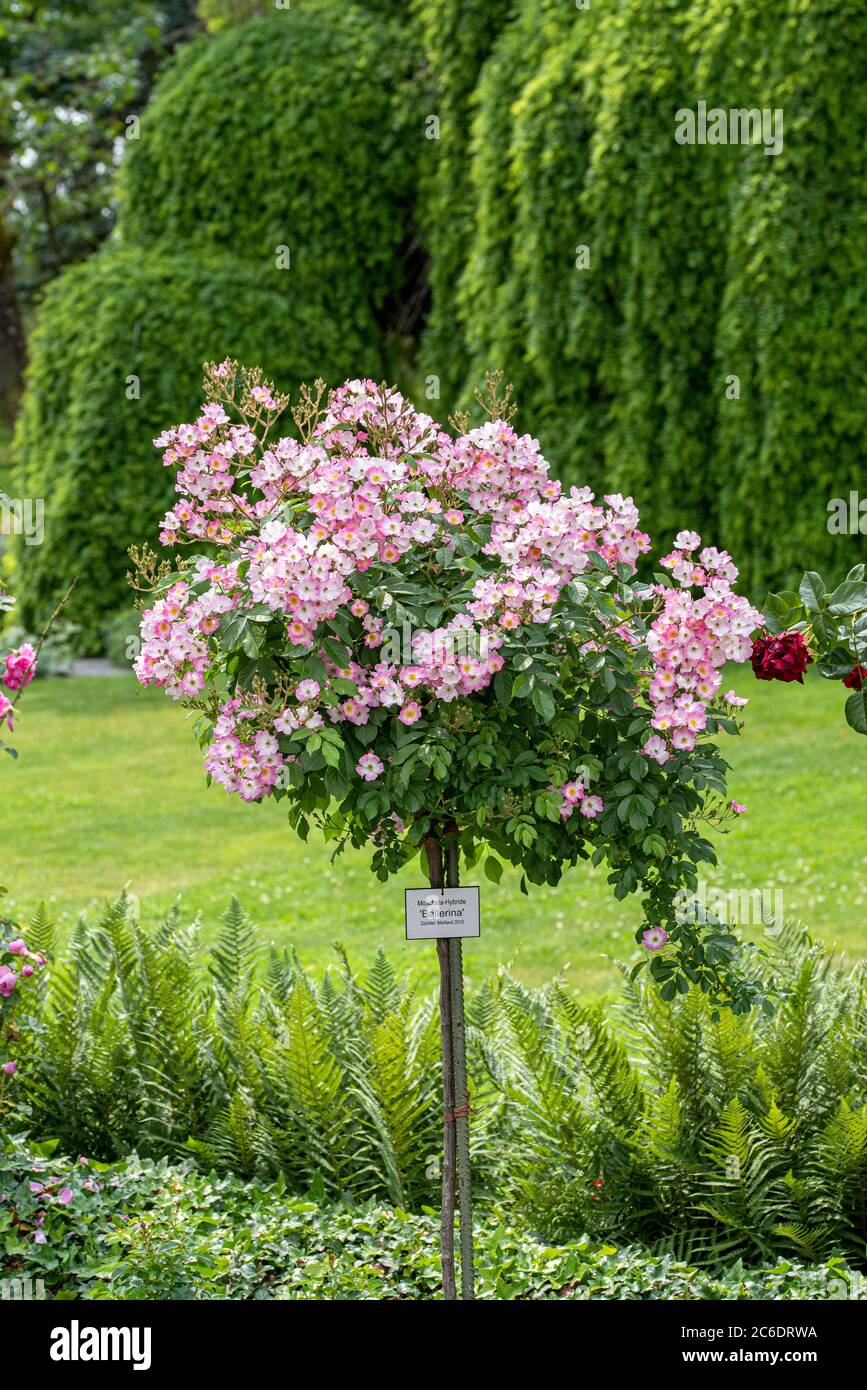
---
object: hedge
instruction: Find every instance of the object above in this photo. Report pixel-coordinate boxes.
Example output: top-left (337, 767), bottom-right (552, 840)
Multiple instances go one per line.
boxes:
top-left (412, 0), bottom-right (514, 408)
top-left (14, 249), bottom-right (385, 649)
top-left (422, 0), bottom-right (867, 592)
top-left (457, 1), bottom-right (603, 465)
top-left (15, 0), bottom-right (867, 631)
top-left (117, 4), bottom-right (418, 314)
top-left (713, 0), bottom-right (867, 595)
top-left (450, 1), bottom-right (742, 533)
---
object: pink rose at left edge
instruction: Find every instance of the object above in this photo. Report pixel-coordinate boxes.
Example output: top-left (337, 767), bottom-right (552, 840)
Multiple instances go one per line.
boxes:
top-left (2, 643), bottom-right (37, 693)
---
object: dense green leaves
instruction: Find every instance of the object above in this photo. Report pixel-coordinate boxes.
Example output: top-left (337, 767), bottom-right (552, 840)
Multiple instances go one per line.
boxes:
top-left (117, 5), bottom-right (417, 308)
top-left (1, 1135), bottom-right (853, 1299)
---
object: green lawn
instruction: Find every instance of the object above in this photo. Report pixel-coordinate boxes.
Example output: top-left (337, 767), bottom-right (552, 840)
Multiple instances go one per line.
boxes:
top-left (4, 671), bottom-right (865, 992)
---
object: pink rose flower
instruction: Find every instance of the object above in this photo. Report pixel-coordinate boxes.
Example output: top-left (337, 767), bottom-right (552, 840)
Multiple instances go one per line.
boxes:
top-left (2, 644), bottom-right (37, 692)
top-left (642, 927), bottom-right (669, 951)
top-left (356, 752), bottom-right (384, 781)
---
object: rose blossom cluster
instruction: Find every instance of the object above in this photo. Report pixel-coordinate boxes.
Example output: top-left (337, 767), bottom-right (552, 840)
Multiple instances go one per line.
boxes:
top-left (242, 522), bottom-right (353, 647)
top-left (315, 615), bottom-right (507, 724)
top-left (642, 532), bottom-right (763, 762)
top-left (0, 641), bottom-right (37, 731)
top-left (554, 777), bottom-right (605, 822)
top-left (469, 489), bottom-right (648, 629)
top-left (134, 568), bottom-right (241, 699)
top-left (202, 699), bottom-right (285, 801)
top-left (137, 377), bottom-right (758, 808)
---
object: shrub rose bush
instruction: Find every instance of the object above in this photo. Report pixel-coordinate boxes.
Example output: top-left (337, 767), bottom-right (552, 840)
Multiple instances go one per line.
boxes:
top-left (133, 363), bottom-right (766, 1008)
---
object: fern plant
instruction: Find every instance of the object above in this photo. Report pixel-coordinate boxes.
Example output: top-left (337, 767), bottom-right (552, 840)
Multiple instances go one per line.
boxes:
top-left (490, 925), bottom-right (867, 1267)
top-left (7, 893), bottom-right (867, 1269)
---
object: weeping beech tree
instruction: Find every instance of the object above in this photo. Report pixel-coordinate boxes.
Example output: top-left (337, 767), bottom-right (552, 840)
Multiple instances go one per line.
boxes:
top-left (131, 362), bottom-right (768, 1297)
top-left (422, 0), bottom-right (867, 593)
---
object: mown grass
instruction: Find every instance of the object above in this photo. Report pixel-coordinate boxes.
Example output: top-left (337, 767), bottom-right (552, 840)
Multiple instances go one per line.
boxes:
top-left (4, 669), bottom-right (865, 991)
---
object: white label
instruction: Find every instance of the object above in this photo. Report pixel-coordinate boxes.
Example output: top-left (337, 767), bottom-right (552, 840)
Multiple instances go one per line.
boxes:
top-left (405, 887), bottom-right (480, 940)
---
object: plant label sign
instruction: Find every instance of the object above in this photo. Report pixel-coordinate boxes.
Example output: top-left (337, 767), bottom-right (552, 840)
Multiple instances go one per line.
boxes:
top-left (405, 887), bottom-right (481, 940)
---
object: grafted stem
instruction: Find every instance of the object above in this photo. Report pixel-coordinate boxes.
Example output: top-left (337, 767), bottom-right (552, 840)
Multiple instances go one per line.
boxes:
top-left (425, 830), bottom-right (456, 1302)
top-left (446, 832), bottom-right (475, 1300)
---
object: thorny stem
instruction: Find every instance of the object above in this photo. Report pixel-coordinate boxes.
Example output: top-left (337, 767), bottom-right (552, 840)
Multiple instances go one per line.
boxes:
top-left (425, 828), bottom-right (456, 1302)
top-left (10, 576), bottom-right (77, 709)
top-left (445, 828), bottom-right (475, 1300)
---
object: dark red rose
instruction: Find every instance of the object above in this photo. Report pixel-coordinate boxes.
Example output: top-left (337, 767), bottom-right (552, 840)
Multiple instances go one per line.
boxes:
top-left (843, 664), bottom-right (867, 690)
top-left (750, 631), bottom-right (814, 684)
